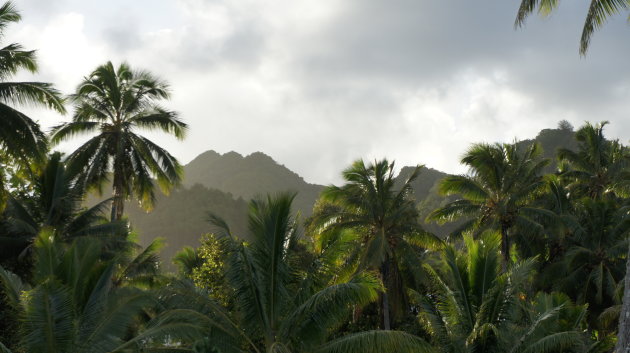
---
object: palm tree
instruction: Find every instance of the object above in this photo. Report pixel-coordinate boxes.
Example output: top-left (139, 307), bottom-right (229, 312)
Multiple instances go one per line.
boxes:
top-left (0, 232), bottom-right (203, 352)
top-left (514, 0), bottom-right (630, 55)
top-left (556, 121), bottom-right (630, 351)
top-left (0, 1), bottom-right (65, 208)
top-left (549, 199), bottom-right (630, 327)
top-left (557, 121), bottom-right (630, 200)
top-left (160, 193), bottom-right (434, 353)
top-left (311, 159), bottom-right (442, 330)
top-left (172, 245), bottom-right (203, 277)
top-left (50, 61), bottom-right (187, 221)
top-left (0, 152), bottom-right (126, 275)
top-left (428, 142), bottom-right (549, 268)
top-left (417, 231), bottom-right (592, 353)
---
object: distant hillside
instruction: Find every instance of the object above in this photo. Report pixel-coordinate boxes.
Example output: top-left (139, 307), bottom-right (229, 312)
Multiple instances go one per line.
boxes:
top-left (125, 184), bottom-right (249, 269)
top-left (516, 127), bottom-right (577, 172)
top-left (122, 126), bottom-right (577, 266)
top-left (184, 151), bottom-right (324, 217)
top-left (396, 166), bottom-right (456, 236)
top-left (400, 126), bottom-right (577, 237)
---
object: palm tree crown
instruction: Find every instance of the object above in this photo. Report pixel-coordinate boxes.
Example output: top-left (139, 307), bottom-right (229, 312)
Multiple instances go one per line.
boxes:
top-left (557, 121), bottom-right (630, 200)
top-left (429, 142), bottom-right (549, 267)
top-left (313, 159), bottom-right (442, 329)
top-left (51, 61), bottom-right (187, 221)
top-left (0, 1), bottom-right (65, 209)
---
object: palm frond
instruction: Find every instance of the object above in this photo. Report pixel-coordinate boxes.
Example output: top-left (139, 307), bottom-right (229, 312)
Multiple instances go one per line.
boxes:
top-left (580, 0), bottom-right (629, 55)
top-left (0, 82), bottom-right (65, 113)
top-left (315, 330), bottom-right (435, 353)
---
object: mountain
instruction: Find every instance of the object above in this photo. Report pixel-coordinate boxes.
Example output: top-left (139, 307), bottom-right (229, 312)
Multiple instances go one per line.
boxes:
top-left (398, 126), bottom-right (576, 236)
top-left (123, 126), bottom-right (576, 268)
top-left (516, 127), bottom-right (577, 172)
top-left (184, 150), bottom-right (324, 217)
top-left (121, 184), bottom-right (249, 268)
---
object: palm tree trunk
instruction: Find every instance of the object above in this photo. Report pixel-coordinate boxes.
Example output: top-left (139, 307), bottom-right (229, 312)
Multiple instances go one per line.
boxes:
top-left (381, 262), bottom-right (391, 330)
top-left (615, 241), bottom-right (630, 353)
top-left (110, 171), bottom-right (125, 222)
top-left (382, 291), bottom-right (391, 330)
top-left (500, 223), bottom-right (510, 272)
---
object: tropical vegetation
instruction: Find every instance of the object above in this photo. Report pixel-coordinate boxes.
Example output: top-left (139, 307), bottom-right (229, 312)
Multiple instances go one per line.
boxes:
top-left (0, 1), bottom-right (629, 352)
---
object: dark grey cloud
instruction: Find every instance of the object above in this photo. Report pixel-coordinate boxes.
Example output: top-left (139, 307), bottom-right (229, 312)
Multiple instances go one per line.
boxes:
top-left (11, 0), bottom-right (630, 184)
top-left (289, 0), bottom-right (630, 111)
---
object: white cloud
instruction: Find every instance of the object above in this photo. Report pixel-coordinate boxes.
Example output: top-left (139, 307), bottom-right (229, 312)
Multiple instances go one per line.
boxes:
top-left (7, 0), bottom-right (630, 185)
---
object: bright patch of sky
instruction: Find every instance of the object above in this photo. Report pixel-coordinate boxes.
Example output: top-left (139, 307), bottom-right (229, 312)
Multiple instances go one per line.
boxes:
top-left (9, 0), bottom-right (630, 184)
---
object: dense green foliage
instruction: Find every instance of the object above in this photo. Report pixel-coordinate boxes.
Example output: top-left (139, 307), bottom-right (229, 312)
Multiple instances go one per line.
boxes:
top-left (0, 2), bottom-right (629, 352)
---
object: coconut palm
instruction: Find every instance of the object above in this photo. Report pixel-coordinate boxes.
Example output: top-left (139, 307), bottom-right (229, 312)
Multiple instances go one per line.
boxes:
top-left (547, 199), bottom-right (630, 328)
top-left (514, 0), bottom-right (630, 55)
top-left (0, 152), bottom-right (127, 275)
top-left (557, 121), bottom-right (630, 200)
top-left (0, 1), bottom-right (65, 209)
top-left (417, 231), bottom-right (591, 353)
top-left (159, 193), bottom-right (434, 353)
top-left (50, 61), bottom-right (187, 221)
top-left (311, 160), bottom-right (442, 330)
top-left (0, 232), bottom-right (204, 353)
top-left (428, 142), bottom-right (549, 268)
top-left (555, 121), bottom-right (630, 350)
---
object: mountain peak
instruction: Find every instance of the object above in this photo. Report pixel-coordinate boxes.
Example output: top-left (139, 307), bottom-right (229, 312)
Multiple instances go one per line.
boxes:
top-left (183, 149), bottom-right (324, 216)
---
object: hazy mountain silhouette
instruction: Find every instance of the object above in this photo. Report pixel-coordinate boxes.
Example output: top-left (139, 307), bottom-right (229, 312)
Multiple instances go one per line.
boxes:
top-left (124, 127), bottom-right (575, 269)
top-left (184, 150), bottom-right (324, 217)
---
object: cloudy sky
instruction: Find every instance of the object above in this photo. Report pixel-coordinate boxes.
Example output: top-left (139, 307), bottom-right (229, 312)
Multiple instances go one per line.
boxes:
top-left (10, 0), bottom-right (630, 184)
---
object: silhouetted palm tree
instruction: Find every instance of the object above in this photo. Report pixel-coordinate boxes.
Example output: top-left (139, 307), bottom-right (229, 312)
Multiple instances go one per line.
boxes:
top-left (313, 160), bottom-right (442, 329)
top-left (429, 142), bottom-right (549, 268)
top-left (557, 121), bottom-right (630, 200)
top-left (552, 199), bottom-right (629, 327)
top-left (0, 1), bottom-right (65, 209)
top-left (51, 61), bottom-right (187, 221)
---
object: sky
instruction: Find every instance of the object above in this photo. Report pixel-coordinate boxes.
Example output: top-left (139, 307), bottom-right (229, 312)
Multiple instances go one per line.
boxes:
top-left (10, 0), bottom-right (630, 184)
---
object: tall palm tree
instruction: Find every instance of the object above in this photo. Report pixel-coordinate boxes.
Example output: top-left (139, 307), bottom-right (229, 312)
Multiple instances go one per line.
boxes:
top-left (50, 61), bottom-right (187, 221)
top-left (428, 142), bottom-right (549, 268)
top-left (417, 231), bottom-right (592, 353)
top-left (514, 0), bottom-right (630, 55)
top-left (312, 160), bottom-right (442, 330)
top-left (556, 121), bottom-right (630, 351)
top-left (557, 121), bottom-right (630, 200)
top-left (0, 1), bottom-right (65, 209)
top-left (160, 193), bottom-right (433, 353)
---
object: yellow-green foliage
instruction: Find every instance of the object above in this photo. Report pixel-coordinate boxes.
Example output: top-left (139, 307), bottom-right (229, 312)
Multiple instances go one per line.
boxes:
top-left (190, 233), bottom-right (231, 306)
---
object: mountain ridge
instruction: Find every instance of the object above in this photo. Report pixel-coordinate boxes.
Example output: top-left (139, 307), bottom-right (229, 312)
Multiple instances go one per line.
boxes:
top-left (125, 126), bottom-right (575, 269)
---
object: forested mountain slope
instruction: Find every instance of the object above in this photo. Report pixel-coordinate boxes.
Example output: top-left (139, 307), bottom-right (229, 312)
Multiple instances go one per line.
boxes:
top-left (126, 127), bottom-right (575, 266)
top-left (184, 150), bottom-right (324, 217)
